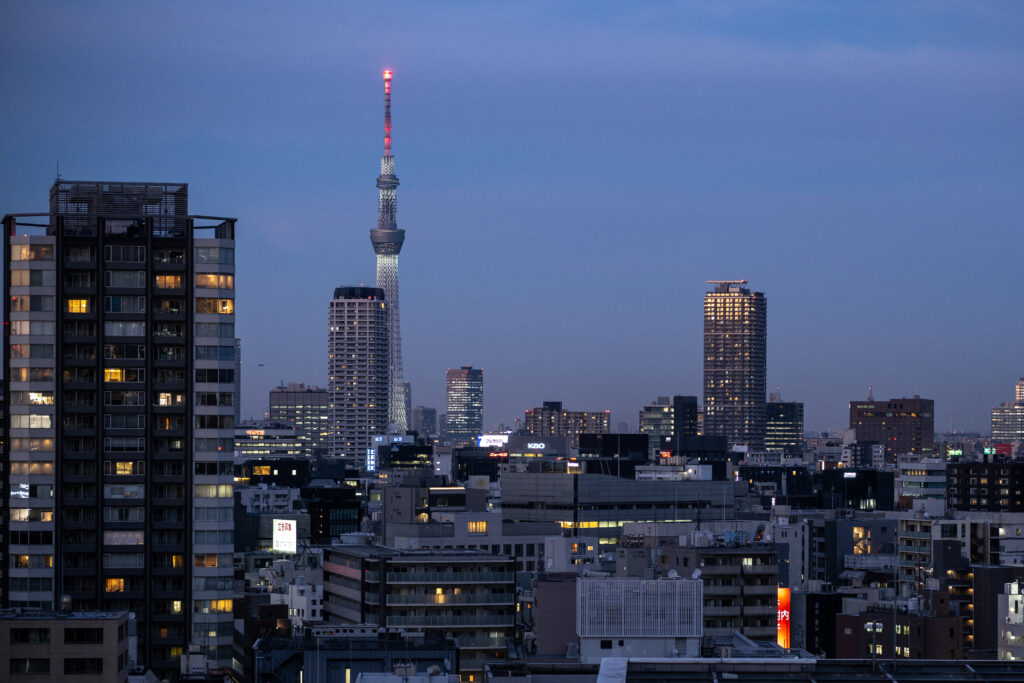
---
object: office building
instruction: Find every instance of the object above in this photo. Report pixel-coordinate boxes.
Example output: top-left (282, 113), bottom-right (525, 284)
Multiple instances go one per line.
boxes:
top-left (639, 395), bottom-right (699, 458)
top-left (327, 286), bottom-right (389, 463)
top-left (992, 403), bottom-right (1024, 442)
top-left (850, 396), bottom-right (935, 458)
top-left (992, 380), bottom-right (1024, 442)
top-left (896, 454), bottom-right (947, 510)
top-left (703, 280), bottom-right (767, 450)
top-left (234, 420), bottom-right (304, 459)
top-left (524, 400), bottom-right (610, 446)
top-left (411, 405), bottom-right (437, 436)
top-left (2, 181), bottom-right (236, 676)
top-left (766, 398), bottom-right (804, 455)
top-left (370, 69), bottom-right (407, 431)
top-left (269, 382), bottom-right (329, 457)
top-left (500, 468), bottom-right (735, 550)
top-left (445, 366), bottom-right (483, 443)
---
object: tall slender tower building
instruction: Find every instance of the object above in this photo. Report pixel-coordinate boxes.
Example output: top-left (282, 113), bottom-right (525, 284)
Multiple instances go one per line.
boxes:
top-left (370, 69), bottom-right (407, 432)
top-left (703, 280), bottom-right (767, 450)
top-left (3, 182), bottom-right (237, 677)
top-left (327, 287), bottom-right (389, 464)
top-left (445, 366), bottom-right (484, 443)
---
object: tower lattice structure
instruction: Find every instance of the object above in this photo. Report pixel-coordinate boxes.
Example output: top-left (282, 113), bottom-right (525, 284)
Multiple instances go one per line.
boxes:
top-left (370, 69), bottom-right (407, 431)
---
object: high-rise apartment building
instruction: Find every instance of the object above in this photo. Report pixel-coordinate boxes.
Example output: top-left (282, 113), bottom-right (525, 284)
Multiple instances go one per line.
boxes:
top-left (411, 405), bottom-right (437, 436)
top-left (849, 396), bottom-right (934, 457)
top-left (524, 401), bottom-right (610, 446)
top-left (765, 398), bottom-right (804, 455)
top-left (328, 287), bottom-right (389, 463)
top-left (445, 366), bottom-right (483, 443)
top-left (703, 280), bottom-right (767, 450)
top-left (370, 69), bottom-right (407, 432)
top-left (639, 395), bottom-right (699, 458)
top-left (269, 382), bottom-right (329, 457)
top-left (2, 181), bottom-right (236, 676)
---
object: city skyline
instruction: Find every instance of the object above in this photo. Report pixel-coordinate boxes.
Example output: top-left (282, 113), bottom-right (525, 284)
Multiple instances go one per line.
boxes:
top-left (1, 3), bottom-right (1022, 432)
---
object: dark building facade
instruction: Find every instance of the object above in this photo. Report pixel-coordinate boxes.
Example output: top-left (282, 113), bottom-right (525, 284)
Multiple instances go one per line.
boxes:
top-left (766, 400), bottom-right (804, 455)
top-left (410, 404), bottom-right (437, 436)
top-left (849, 396), bottom-right (934, 458)
top-left (524, 400), bottom-right (610, 446)
top-left (639, 395), bottom-right (698, 457)
top-left (2, 181), bottom-right (236, 676)
top-left (835, 592), bottom-right (964, 660)
top-left (947, 460), bottom-right (1024, 512)
top-left (703, 281), bottom-right (767, 450)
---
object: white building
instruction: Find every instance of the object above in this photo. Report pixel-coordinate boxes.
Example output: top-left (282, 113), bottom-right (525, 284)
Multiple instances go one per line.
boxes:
top-left (576, 578), bottom-right (702, 662)
top-left (238, 483), bottom-right (301, 514)
top-left (895, 454), bottom-right (947, 512)
top-left (999, 580), bottom-right (1024, 660)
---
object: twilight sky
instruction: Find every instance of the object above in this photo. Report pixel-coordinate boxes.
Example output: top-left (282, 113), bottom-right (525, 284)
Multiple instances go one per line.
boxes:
top-left (2, 2), bottom-right (1023, 433)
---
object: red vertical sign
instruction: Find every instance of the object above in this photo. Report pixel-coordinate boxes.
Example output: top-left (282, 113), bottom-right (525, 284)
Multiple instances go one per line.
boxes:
top-left (777, 587), bottom-right (791, 648)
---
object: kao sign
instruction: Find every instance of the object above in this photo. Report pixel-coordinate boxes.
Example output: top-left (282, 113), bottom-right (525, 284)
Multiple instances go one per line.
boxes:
top-left (527, 442), bottom-right (546, 450)
top-left (273, 519), bottom-right (297, 553)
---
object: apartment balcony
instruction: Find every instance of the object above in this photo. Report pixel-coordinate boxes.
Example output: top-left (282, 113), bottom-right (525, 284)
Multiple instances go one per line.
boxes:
top-left (452, 635), bottom-right (509, 649)
top-left (743, 605), bottom-right (778, 616)
top-left (900, 531), bottom-right (932, 539)
top-left (704, 605), bottom-right (741, 617)
top-left (385, 571), bottom-right (514, 584)
top-left (699, 565), bottom-right (740, 576)
top-left (385, 614), bottom-right (515, 628)
top-left (386, 593), bottom-right (514, 606)
top-left (742, 585), bottom-right (778, 596)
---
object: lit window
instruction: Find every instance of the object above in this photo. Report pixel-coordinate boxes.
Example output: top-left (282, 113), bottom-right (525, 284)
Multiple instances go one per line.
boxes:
top-left (66, 298), bottom-right (89, 313)
top-left (154, 275), bottom-right (182, 289)
top-left (468, 521), bottom-right (487, 534)
top-left (105, 578), bottom-right (125, 592)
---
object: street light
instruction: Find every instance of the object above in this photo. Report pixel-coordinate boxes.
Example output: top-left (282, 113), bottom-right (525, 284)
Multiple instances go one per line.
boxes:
top-left (865, 620), bottom-right (883, 670)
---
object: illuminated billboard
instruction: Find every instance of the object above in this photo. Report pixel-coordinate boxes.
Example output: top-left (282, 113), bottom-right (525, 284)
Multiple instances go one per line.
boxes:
top-left (272, 519), bottom-right (297, 553)
top-left (478, 434), bottom-right (509, 448)
top-left (777, 587), bottom-right (790, 648)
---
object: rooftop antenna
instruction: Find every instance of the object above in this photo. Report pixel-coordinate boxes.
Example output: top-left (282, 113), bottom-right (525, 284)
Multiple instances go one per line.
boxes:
top-left (383, 68), bottom-right (393, 156)
top-left (56, 161), bottom-right (61, 180)
top-left (867, 385), bottom-right (874, 401)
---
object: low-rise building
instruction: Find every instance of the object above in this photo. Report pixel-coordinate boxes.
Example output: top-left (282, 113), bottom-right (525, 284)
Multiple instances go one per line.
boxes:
top-left (322, 543), bottom-right (515, 677)
top-left (836, 591), bottom-right (964, 659)
top-left (254, 627), bottom-right (458, 682)
top-left (576, 577), bottom-right (703, 662)
top-left (0, 610), bottom-right (131, 683)
top-left (998, 579), bottom-right (1024, 660)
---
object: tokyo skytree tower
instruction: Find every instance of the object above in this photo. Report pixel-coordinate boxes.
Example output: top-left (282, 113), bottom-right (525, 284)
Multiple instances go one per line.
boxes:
top-left (370, 69), bottom-right (407, 431)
